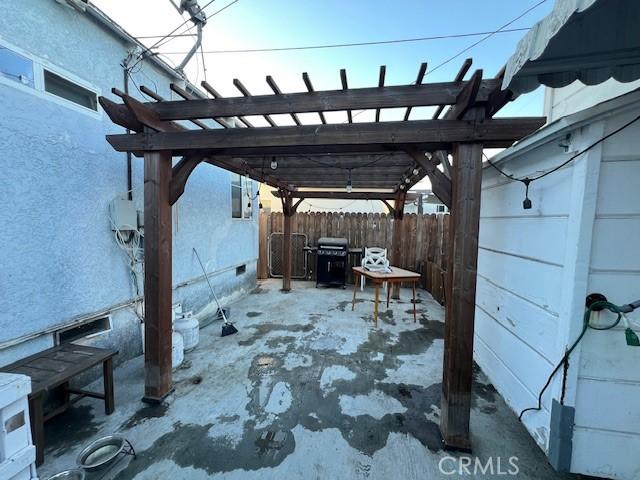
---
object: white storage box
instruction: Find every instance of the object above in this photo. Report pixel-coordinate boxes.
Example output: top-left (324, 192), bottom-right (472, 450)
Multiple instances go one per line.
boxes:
top-left (0, 373), bottom-right (32, 462)
top-left (0, 373), bottom-right (37, 479)
top-left (0, 445), bottom-right (37, 480)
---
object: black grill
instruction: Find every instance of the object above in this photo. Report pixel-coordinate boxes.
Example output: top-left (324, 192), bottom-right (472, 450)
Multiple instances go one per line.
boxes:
top-left (316, 237), bottom-right (348, 288)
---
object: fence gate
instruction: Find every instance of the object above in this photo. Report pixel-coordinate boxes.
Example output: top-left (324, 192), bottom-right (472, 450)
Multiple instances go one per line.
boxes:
top-left (268, 233), bottom-right (308, 278)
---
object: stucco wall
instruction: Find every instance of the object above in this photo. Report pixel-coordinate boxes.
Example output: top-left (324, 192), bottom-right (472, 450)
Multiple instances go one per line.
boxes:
top-left (0, 0), bottom-right (258, 366)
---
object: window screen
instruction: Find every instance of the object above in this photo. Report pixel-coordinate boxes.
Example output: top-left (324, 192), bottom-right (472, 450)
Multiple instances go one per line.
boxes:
top-left (44, 70), bottom-right (97, 110)
top-left (231, 173), bottom-right (243, 218)
top-left (0, 46), bottom-right (34, 87)
top-left (242, 177), bottom-right (253, 219)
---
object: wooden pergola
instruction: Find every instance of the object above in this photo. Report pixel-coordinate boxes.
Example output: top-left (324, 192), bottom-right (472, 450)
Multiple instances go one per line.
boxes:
top-left (100, 59), bottom-right (544, 451)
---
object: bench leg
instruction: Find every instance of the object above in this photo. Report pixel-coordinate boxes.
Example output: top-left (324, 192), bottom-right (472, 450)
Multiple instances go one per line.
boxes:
top-left (103, 358), bottom-right (115, 415)
top-left (29, 394), bottom-right (44, 466)
top-left (352, 273), bottom-right (358, 310)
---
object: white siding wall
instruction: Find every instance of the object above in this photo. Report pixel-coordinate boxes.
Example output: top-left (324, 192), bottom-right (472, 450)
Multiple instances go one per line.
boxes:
top-left (570, 111), bottom-right (640, 480)
top-left (476, 135), bottom-right (578, 450)
top-left (545, 79), bottom-right (640, 123)
top-left (476, 100), bottom-right (640, 479)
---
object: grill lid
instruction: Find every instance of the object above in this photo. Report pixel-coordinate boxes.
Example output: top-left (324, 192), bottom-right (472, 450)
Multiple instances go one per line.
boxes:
top-left (318, 237), bottom-right (348, 247)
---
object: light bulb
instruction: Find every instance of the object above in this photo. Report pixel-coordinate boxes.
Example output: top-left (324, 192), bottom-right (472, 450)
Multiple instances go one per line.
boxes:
top-left (346, 181), bottom-right (352, 194)
top-left (405, 177), bottom-right (411, 184)
top-left (270, 159), bottom-right (278, 170)
top-left (399, 184), bottom-right (405, 190)
top-left (413, 168), bottom-right (419, 176)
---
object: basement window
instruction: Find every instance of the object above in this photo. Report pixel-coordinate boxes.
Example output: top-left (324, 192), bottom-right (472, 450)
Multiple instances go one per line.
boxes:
top-left (56, 316), bottom-right (112, 344)
top-left (44, 69), bottom-right (97, 111)
top-left (236, 264), bottom-right (246, 276)
top-left (0, 46), bottom-right (34, 88)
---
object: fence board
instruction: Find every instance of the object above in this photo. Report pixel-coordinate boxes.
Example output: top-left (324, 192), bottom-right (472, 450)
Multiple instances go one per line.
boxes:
top-left (258, 211), bottom-right (450, 303)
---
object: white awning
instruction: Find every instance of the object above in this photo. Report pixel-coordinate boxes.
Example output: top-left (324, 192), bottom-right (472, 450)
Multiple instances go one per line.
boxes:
top-left (503, 0), bottom-right (640, 94)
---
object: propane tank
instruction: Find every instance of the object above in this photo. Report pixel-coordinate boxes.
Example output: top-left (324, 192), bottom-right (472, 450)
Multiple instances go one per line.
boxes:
top-left (172, 330), bottom-right (184, 369)
top-left (174, 311), bottom-right (199, 352)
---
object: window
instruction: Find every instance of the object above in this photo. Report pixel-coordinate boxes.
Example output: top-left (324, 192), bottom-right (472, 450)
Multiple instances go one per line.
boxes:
top-left (44, 69), bottom-right (97, 111)
top-left (436, 204), bottom-right (447, 213)
top-left (231, 173), bottom-right (253, 219)
top-left (56, 316), bottom-right (112, 344)
top-left (0, 46), bottom-right (34, 88)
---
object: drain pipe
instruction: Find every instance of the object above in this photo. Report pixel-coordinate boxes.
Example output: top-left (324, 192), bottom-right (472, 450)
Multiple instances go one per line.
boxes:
top-left (123, 66), bottom-right (133, 200)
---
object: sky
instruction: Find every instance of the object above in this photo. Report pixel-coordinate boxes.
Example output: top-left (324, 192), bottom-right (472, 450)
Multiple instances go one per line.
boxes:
top-left (91, 0), bottom-right (554, 191)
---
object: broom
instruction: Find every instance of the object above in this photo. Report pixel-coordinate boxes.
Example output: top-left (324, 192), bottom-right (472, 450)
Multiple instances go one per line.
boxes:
top-left (193, 248), bottom-right (238, 337)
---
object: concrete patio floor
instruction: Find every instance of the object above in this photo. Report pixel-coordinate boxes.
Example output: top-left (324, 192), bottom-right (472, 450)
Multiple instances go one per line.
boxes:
top-left (38, 279), bottom-right (578, 479)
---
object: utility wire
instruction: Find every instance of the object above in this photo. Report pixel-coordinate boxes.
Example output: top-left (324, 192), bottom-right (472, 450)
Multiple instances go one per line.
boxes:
top-left (348, 0), bottom-right (549, 123)
top-left (426, 0), bottom-right (549, 77)
top-left (159, 27), bottom-right (531, 55)
top-left (484, 113), bottom-right (640, 208)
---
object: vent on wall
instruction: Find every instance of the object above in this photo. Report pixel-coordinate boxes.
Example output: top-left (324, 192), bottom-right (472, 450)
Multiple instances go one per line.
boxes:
top-left (56, 316), bottom-right (112, 344)
top-left (236, 264), bottom-right (246, 276)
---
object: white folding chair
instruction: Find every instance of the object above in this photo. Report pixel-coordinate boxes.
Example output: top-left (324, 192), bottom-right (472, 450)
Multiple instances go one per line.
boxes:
top-left (361, 247), bottom-right (390, 291)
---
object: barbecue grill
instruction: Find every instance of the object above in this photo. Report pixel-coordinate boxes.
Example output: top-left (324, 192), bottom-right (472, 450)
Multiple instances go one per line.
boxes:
top-left (316, 237), bottom-right (348, 288)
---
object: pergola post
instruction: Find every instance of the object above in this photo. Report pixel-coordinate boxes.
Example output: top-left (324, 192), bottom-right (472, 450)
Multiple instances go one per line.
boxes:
top-left (391, 191), bottom-right (406, 299)
top-left (142, 150), bottom-right (173, 403)
top-left (282, 194), bottom-right (293, 292)
top-left (440, 109), bottom-right (485, 450)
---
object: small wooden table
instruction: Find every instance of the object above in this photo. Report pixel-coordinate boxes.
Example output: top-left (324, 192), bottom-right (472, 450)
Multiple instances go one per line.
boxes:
top-left (0, 343), bottom-right (118, 466)
top-left (352, 266), bottom-right (421, 327)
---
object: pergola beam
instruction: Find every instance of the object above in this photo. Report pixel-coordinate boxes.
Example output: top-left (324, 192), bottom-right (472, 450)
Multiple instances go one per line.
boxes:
top-left (375, 65), bottom-right (386, 122)
top-left (146, 78), bottom-right (501, 120)
top-left (433, 58), bottom-right (472, 120)
top-left (200, 80), bottom-right (253, 128)
top-left (271, 190), bottom-right (413, 201)
top-left (340, 69), bottom-right (353, 123)
top-left (105, 117), bottom-right (545, 153)
top-left (233, 78), bottom-right (278, 127)
top-left (403, 62), bottom-right (428, 121)
top-left (302, 72), bottom-right (327, 124)
top-left (266, 75), bottom-right (302, 126)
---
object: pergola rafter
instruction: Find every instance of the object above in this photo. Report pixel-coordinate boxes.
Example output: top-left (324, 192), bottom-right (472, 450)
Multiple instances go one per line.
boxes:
top-left (99, 59), bottom-right (543, 452)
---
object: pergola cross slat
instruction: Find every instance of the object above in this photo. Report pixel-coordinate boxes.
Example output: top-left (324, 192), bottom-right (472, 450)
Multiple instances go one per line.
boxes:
top-left (99, 60), bottom-right (544, 453)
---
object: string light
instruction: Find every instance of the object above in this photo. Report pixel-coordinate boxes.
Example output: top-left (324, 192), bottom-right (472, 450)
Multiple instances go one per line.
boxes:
top-left (346, 168), bottom-right (353, 193)
top-left (270, 157), bottom-right (278, 170)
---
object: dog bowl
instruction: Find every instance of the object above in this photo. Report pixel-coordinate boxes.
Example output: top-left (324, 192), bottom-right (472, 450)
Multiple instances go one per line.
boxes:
top-left (47, 470), bottom-right (85, 480)
top-left (76, 435), bottom-right (135, 472)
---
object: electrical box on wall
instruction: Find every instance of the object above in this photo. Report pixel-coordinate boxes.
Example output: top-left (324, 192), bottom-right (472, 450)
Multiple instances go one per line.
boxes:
top-left (109, 197), bottom-right (137, 231)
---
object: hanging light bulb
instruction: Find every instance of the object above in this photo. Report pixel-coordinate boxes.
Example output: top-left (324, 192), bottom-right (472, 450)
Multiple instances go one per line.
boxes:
top-left (346, 168), bottom-right (353, 193)
top-left (270, 157), bottom-right (278, 170)
top-left (399, 184), bottom-right (405, 190)
top-left (413, 168), bottom-right (419, 176)
top-left (405, 177), bottom-right (411, 184)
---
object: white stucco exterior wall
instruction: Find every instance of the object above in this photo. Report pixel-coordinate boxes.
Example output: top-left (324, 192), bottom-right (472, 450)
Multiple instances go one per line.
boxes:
top-left (475, 92), bottom-right (640, 479)
top-left (0, 0), bottom-right (258, 366)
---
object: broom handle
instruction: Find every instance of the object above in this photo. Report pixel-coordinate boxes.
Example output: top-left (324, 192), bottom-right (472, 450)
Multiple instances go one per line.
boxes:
top-left (192, 248), bottom-right (229, 324)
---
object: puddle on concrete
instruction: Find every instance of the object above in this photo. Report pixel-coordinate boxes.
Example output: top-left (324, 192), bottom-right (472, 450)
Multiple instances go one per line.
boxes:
top-left (121, 403), bottom-right (169, 430)
top-left (247, 311), bottom-right (263, 318)
top-left (45, 405), bottom-right (100, 456)
top-left (112, 310), bottom-right (499, 475)
top-left (255, 429), bottom-right (290, 456)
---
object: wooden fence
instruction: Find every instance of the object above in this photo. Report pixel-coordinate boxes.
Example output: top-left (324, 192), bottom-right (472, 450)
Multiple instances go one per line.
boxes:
top-left (258, 211), bottom-right (450, 303)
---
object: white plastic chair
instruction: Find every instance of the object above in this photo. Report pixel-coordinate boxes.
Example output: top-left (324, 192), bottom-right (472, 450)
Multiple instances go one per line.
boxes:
top-left (361, 247), bottom-right (390, 291)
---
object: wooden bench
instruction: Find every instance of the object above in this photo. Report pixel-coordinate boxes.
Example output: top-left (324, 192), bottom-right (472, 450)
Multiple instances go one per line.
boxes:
top-left (0, 344), bottom-right (118, 466)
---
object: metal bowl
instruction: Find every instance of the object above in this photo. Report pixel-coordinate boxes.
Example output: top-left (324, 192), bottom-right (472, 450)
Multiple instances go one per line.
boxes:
top-left (76, 435), bottom-right (128, 472)
top-left (47, 470), bottom-right (85, 480)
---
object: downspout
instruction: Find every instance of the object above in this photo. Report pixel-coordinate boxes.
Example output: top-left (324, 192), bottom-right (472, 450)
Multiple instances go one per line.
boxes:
top-left (123, 66), bottom-right (133, 200)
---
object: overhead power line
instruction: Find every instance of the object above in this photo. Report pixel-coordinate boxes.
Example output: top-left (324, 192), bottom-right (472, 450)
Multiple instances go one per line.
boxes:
top-left (158, 27), bottom-right (531, 55)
